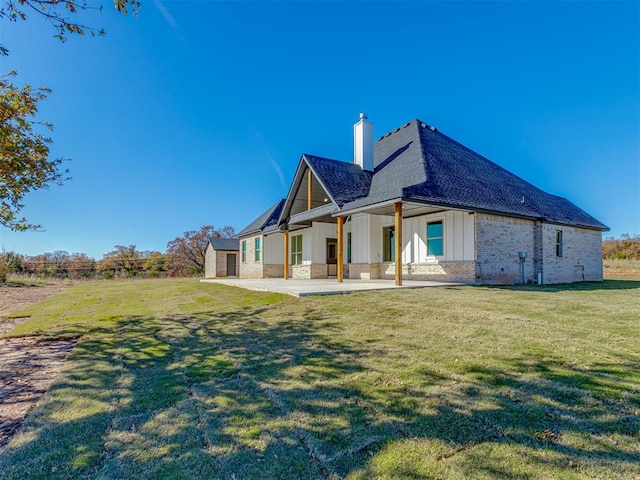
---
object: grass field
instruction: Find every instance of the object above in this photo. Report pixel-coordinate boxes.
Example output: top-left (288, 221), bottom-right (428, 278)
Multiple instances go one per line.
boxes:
top-left (1, 279), bottom-right (638, 479)
top-left (604, 258), bottom-right (640, 279)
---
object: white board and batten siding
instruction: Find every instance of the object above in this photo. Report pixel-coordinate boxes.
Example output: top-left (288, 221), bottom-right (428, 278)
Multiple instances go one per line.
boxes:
top-left (263, 232), bottom-right (284, 264)
top-left (349, 213), bottom-right (381, 264)
top-left (273, 211), bottom-right (474, 266)
top-left (289, 223), bottom-right (337, 264)
top-left (351, 210), bottom-right (475, 263)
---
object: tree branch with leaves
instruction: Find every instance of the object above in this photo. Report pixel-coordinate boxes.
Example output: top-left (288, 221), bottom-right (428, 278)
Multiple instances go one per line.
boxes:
top-left (0, 0), bottom-right (140, 54)
top-left (0, 71), bottom-right (68, 230)
top-left (0, 0), bottom-right (139, 229)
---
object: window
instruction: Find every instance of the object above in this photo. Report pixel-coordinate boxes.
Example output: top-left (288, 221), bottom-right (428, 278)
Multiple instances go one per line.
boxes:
top-left (291, 235), bottom-right (303, 265)
top-left (427, 221), bottom-right (443, 256)
top-left (327, 242), bottom-right (337, 262)
top-left (255, 237), bottom-right (261, 262)
top-left (347, 232), bottom-right (352, 264)
top-left (383, 226), bottom-right (395, 262)
top-left (556, 230), bottom-right (563, 257)
top-left (241, 240), bottom-right (247, 263)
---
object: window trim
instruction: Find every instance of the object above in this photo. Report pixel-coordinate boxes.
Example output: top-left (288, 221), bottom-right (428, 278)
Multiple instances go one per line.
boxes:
top-left (426, 220), bottom-right (444, 257)
top-left (241, 240), bottom-right (247, 263)
top-left (254, 237), bottom-right (261, 262)
top-left (383, 226), bottom-right (395, 262)
top-left (291, 234), bottom-right (303, 266)
top-left (347, 232), bottom-right (352, 264)
top-left (556, 230), bottom-right (563, 258)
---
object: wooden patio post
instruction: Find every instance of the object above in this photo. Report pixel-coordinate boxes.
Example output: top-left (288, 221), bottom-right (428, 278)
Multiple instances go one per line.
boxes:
top-left (284, 229), bottom-right (289, 280)
top-left (395, 202), bottom-right (402, 286)
top-left (337, 216), bottom-right (344, 283)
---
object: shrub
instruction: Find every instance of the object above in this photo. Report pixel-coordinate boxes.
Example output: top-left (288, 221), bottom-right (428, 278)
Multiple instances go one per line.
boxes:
top-left (0, 255), bottom-right (8, 283)
top-left (602, 234), bottom-right (640, 260)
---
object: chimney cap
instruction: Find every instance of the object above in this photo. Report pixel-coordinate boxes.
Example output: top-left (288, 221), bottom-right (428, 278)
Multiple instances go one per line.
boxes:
top-left (359, 112), bottom-right (367, 121)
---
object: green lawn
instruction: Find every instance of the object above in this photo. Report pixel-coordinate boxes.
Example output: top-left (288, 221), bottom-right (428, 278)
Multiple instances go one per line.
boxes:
top-left (1, 279), bottom-right (639, 479)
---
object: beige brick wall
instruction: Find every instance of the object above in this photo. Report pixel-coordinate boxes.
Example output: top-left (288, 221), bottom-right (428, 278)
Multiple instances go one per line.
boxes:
top-left (541, 224), bottom-right (603, 283)
top-left (476, 214), bottom-right (536, 284)
top-left (204, 246), bottom-right (238, 278)
top-left (204, 244), bottom-right (215, 278)
top-left (476, 213), bottom-right (603, 284)
top-left (348, 264), bottom-right (380, 280)
top-left (291, 264), bottom-right (327, 279)
top-left (311, 264), bottom-right (328, 279)
top-left (378, 261), bottom-right (476, 282)
top-left (263, 264), bottom-right (284, 278)
top-left (291, 264), bottom-right (310, 279)
top-left (215, 250), bottom-right (238, 277)
top-left (349, 262), bottom-right (473, 282)
top-left (239, 235), bottom-right (264, 279)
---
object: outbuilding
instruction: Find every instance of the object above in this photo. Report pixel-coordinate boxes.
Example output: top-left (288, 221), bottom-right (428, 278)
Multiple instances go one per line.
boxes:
top-left (204, 237), bottom-right (239, 278)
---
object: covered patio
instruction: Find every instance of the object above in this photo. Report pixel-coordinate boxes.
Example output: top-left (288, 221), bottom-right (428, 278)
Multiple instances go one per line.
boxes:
top-left (200, 277), bottom-right (462, 297)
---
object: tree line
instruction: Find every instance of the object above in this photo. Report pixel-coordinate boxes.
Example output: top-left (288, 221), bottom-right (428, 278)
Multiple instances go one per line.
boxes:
top-left (602, 234), bottom-right (640, 260)
top-left (0, 225), bottom-right (234, 282)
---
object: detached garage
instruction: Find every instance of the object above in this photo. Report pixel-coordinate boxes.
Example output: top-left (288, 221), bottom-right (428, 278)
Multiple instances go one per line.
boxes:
top-left (204, 237), bottom-right (239, 278)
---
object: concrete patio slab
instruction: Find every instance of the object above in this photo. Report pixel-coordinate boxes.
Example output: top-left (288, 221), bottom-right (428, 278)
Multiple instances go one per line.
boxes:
top-left (200, 278), bottom-right (462, 297)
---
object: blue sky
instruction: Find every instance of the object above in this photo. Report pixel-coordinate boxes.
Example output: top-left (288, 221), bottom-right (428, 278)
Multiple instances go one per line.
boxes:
top-left (1, 0), bottom-right (638, 259)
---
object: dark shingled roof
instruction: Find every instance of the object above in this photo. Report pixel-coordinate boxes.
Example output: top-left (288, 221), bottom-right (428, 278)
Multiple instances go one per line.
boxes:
top-left (208, 237), bottom-right (239, 251)
top-left (340, 119), bottom-right (608, 230)
top-left (303, 154), bottom-right (372, 207)
top-left (238, 199), bottom-right (285, 237)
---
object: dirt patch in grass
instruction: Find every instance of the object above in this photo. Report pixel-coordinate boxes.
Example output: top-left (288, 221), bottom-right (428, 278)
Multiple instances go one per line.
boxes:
top-left (0, 283), bottom-right (70, 329)
top-left (0, 283), bottom-right (75, 450)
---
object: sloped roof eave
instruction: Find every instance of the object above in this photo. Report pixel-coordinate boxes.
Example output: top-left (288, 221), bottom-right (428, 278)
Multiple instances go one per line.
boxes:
top-left (262, 224), bottom-right (283, 235)
top-left (334, 197), bottom-right (404, 216)
top-left (277, 157), bottom-right (313, 227)
top-left (238, 199), bottom-right (286, 238)
top-left (537, 218), bottom-right (609, 232)
top-left (237, 227), bottom-right (261, 238)
top-left (338, 195), bottom-right (609, 231)
top-left (291, 203), bottom-right (340, 224)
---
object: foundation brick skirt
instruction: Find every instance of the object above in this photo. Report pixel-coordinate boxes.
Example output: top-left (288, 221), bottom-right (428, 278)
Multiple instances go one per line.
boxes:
top-left (349, 262), bottom-right (475, 282)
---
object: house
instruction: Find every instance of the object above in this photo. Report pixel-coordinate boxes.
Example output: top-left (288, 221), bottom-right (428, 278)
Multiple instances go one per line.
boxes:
top-left (236, 200), bottom-right (286, 278)
top-left (238, 114), bottom-right (608, 285)
top-left (204, 237), bottom-right (240, 278)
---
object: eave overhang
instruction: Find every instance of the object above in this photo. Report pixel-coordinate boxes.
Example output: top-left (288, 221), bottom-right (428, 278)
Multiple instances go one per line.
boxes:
top-left (290, 203), bottom-right (339, 226)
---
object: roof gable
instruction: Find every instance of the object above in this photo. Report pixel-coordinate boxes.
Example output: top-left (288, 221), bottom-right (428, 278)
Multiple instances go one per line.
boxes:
top-left (278, 154), bottom-right (372, 226)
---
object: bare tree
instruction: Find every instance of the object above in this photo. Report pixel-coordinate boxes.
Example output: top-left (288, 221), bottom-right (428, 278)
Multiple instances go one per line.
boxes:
top-left (166, 225), bottom-right (235, 276)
